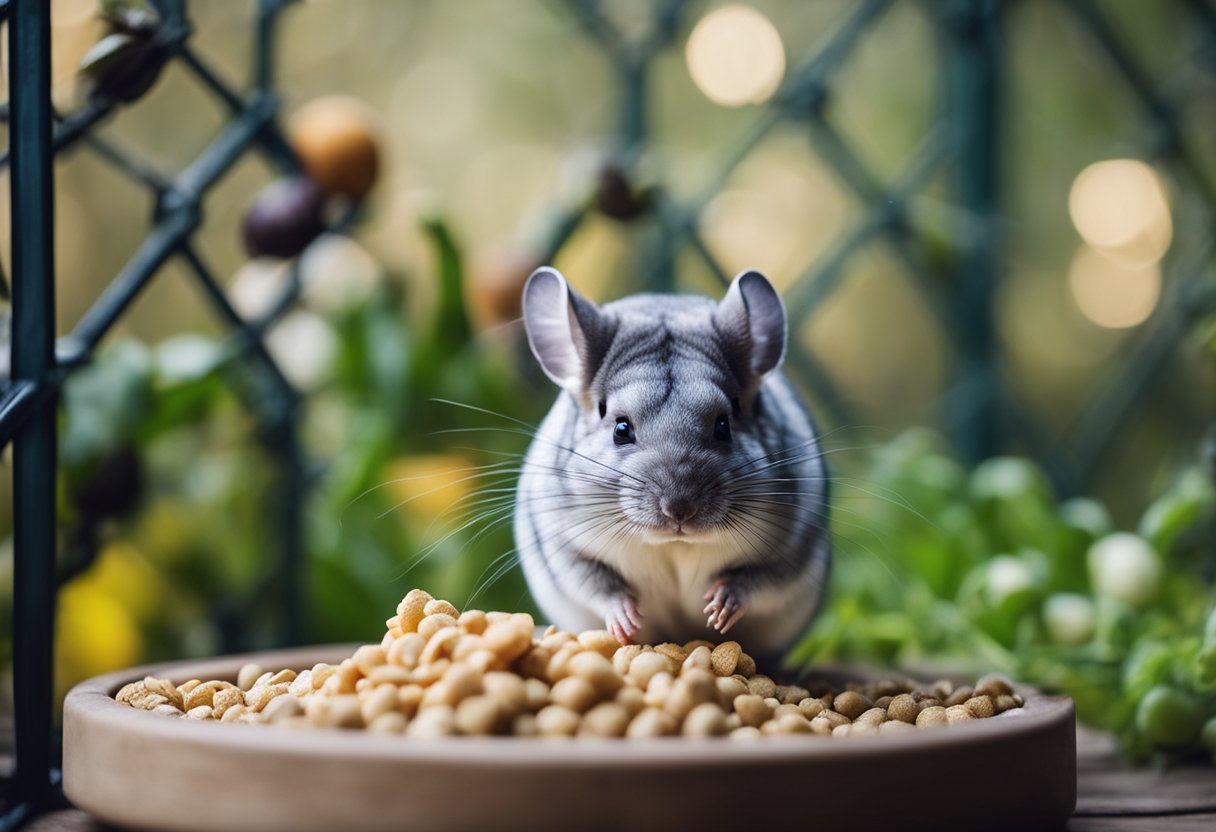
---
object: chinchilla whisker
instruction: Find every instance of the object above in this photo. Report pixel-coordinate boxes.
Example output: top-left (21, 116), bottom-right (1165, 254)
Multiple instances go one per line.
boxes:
top-left (432, 423), bottom-right (649, 487)
top-left (429, 397), bottom-right (541, 431)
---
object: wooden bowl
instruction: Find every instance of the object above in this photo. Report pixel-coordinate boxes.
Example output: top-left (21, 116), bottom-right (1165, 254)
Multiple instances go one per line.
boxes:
top-left (64, 645), bottom-right (1076, 832)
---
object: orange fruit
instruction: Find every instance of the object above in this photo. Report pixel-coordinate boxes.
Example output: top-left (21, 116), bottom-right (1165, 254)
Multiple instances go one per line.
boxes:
top-left (289, 95), bottom-right (381, 200)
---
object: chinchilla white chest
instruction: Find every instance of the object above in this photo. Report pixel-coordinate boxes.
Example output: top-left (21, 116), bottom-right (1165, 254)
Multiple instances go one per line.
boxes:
top-left (513, 268), bottom-right (830, 656)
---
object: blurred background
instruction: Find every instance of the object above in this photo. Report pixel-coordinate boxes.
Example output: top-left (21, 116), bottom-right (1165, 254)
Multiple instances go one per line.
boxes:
top-left (0, 0), bottom-right (1214, 762)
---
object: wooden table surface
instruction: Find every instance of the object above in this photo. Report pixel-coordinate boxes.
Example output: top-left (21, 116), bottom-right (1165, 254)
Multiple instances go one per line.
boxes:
top-left (20, 725), bottom-right (1216, 832)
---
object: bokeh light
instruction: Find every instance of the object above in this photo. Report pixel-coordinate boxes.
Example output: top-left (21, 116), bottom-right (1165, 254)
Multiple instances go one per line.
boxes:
top-left (1068, 159), bottom-right (1172, 267)
top-left (685, 5), bottom-right (785, 107)
top-left (1068, 245), bottom-right (1161, 329)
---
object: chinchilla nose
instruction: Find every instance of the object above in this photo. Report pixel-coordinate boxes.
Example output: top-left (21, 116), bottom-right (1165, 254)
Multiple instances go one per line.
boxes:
top-left (659, 495), bottom-right (698, 527)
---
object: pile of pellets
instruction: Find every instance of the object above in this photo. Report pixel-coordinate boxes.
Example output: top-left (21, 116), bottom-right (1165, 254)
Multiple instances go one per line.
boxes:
top-left (116, 590), bottom-right (1024, 738)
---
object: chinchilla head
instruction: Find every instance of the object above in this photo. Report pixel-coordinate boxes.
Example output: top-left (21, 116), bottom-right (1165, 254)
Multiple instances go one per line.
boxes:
top-left (521, 267), bottom-right (791, 543)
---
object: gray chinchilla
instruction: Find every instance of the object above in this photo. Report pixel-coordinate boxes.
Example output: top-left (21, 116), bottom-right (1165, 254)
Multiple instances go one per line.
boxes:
top-left (513, 267), bottom-right (830, 656)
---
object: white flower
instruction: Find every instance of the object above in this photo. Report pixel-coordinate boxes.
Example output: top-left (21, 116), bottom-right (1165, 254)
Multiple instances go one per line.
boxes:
top-left (986, 556), bottom-right (1033, 605)
top-left (230, 259), bottom-right (290, 319)
top-left (265, 311), bottom-right (338, 391)
top-left (300, 234), bottom-right (381, 313)
top-left (1044, 593), bottom-right (1096, 645)
top-left (1088, 532), bottom-right (1161, 607)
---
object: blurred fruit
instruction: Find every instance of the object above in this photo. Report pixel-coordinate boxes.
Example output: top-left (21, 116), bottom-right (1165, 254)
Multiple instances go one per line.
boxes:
top-left (79, 30), bottom-right (168, 103)
top-left (381, 453), bottom-right (478, 527)
top-left (1043, 593), bottom-right (1096, 645)
top-left (594, 163), bottom-right (650, 221)
top-left (1201, 716), bottom-right (1216, 757)
top-left (71, 445), bottom-right (143, 520)
top-left (1135, 685), bottom-right (1206, 747)
top-left (300, 234), bottom-right (382, 313)
top-left (100, 0), bottom-right (160, 35)
top-left (265, 311), bottom-right (338, 390)
top-left (242, 176), bottom-right (327, 259)
top-left (56, 577), bottom-right (143, 700)
top-left (467, 246), bottom-right (541, 330)
top-left (1088, 533), bottom-right (1161, 607)
top-left (289, 96), bottom-right (381, 200)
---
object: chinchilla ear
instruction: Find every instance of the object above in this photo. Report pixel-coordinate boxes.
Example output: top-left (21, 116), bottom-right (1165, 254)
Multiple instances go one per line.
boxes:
top-left (715, 270), bottom-right (787, 379)
top-left (522, 267), bottom-right (610, 391)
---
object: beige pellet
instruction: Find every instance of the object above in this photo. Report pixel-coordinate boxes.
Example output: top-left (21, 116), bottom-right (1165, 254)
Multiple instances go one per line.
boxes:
top-left (654, 643), bottom-right (689, 667)
top-left (735, 652), bottom-right (757, 677)
top-left (483, 619), bottom-right (532, 663)
top-left (523, 678), bottom-right (551, 712)
top-left (483, 672), bottom-right (528, 715)
top-left (996, 694), bottom-right (1018, 713)
top-left (211, 687), bottom-right (244, 719)
top-left (421, 628), bottom-right (465, 666)
top-left (612, 645), bottom-right (644, 676)
top-left (396, 684), bottom-right (424, 718)
top-left (730, 726), bottom-right (763, 741)
top-left (773, 703), bottom-right (803, 720)
top-left (568, 651), bottom-right (622, 697)
top-left (879, 719), bottom-right (917, 735)
top-left (455, 696), bottom-right (505, 735)
top-left (683, 639), bottom-right (714, 653)
top-left (397, 589), bottom-right (431, 633)
top-left (266, 668), bottom-right (297, 686)
top-left (916, 706), bottom-right (949, 728)
top-left (579, 702), bottom-right (630, 737)
top-left (797, 698), bottom-right (825, 720)
top-left (746, 675), bottom-right (777, 699)
top-left (627, 651), bottom-right (673, 689)
top-left (360, 684), bottom-right (400, 725)
top-left (714, 675), bottom-right (748, 708)
top-left (833, 690), bottom-right (872, 720)
top-left (424, 599), bottom-right (460, 619)
top-left (185, 705), bottom-right (213, 720)
top-left (710, 641), bottom-right (741, 676)
top-left (288, 671), bottom-right (313, 697)
top-left (264, 694), bottom-right (304, 724)
top-left (774, 713), bottom-right (814, 734)
top-left (974, 675), bottom-right (1013, 699)
top-left (368, 712), bottom-right (407, 734)
top-left (578, 629), bottom-right (619, 659)
top-left (417, 613), bottom-right (459, 642)
top-left (626, 708), bottom-right (677, 738)
top-left (944, 685), bottom-right (974, 707)
top-left (965, 696), bottom-right (996, 718)
top-left (536, 704), bottom-right (581, 737)
top-left (855, 707), bottom-right (888, 726)
top-left (220, 704), bottom-right (247, 723)
top-left (945, 705), bottom-right (974, 724)
top-left (367, 665), bottom-right (412, 687)
top-left (512, 713), bottom-right (540, 737)
top-left (682, 646), bottom-right (712, 674)
top-left (616, 685), bottom-right (645, 718)
top-left (245, 683), bottom-right (290, 713)
top-left (236, 664), bottom-right (263, 692)
top-left (407, 705), bottom-right (456, 737)
top-left (458, 609), bottom-right (488, 635)
top-left (387, 633), bottom-right (426, 670)
top-left (682, 702), bottom-right (729, 737)
top-left (310, 663), bottom-right (336, 690)
top-left (550, 676), bottom-right (599, 713)
top-left (887, 693), bottom-right (918, 724)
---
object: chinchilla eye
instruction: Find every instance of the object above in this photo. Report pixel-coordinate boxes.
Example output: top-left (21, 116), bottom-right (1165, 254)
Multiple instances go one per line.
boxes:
top-left (713, 415), bottom-right (731, 442)
top-left (613, 418), bottom-right (635, 445)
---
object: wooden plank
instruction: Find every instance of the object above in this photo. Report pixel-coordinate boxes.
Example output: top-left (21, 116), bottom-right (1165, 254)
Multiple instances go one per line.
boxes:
top-left (1075, 726), bottom-right (1216, 816)
top-left (1069, 814), bottom-right (1216, 831)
